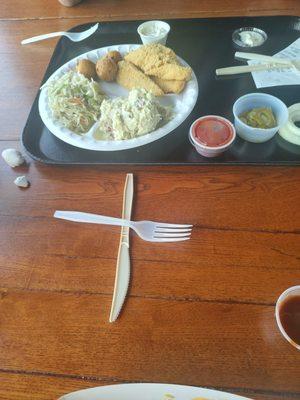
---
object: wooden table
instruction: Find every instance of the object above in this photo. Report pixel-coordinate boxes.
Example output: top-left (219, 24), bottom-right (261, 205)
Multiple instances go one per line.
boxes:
top-left (0, 1), bottom-right (300, 399)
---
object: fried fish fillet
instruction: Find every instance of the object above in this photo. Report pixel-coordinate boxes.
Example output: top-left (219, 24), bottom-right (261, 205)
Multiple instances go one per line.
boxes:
top-left (124, 43), bottom-right (178, 73)
top-left (147, 63), bottom-right (192, 81)
top-left (152, 77), bottom-right (186, 94)
top-left (116, 60), bottom-right (164, 96)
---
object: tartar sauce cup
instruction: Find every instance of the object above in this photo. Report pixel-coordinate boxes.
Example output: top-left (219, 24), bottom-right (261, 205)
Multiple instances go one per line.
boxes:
top-left (137, 21), bottom-right (170, 45)
top-left (232, 27), bottom-right (267, 48)
top-left (189, 115), bottom-right (236, 158)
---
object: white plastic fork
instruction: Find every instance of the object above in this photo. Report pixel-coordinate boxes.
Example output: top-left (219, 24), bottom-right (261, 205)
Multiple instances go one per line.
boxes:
top-left (54, 211), bottom-right (192, 242)
top-left (21, 23), bottom-right (99, 45)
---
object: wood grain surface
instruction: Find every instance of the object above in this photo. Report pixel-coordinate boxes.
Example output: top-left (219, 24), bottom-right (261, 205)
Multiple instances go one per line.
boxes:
top-left (0, 1), bottom-right (300, 399)
top-left (1, 0), bottom-right (299, 20)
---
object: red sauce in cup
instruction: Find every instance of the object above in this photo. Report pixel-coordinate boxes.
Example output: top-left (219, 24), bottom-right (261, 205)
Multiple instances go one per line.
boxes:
top-left (192, 116), bottom-right (234, 147)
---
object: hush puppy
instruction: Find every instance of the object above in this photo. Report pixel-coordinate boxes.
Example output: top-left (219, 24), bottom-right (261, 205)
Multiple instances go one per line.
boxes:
top-left (96, 57), bottom-right (118, 81)
top-left (76, 59), bottom-right (97, 80)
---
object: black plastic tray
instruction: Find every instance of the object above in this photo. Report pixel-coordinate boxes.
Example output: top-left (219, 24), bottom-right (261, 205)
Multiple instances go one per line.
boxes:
top-left (22, 16), bottom-right (300, 165)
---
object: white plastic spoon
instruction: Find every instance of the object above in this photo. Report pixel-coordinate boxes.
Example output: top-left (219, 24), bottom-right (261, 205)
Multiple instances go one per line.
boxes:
top-left (21, 23), bottom-right (99, 45)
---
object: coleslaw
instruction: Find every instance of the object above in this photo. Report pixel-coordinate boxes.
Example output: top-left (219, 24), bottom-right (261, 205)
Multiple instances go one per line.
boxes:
top-left (47, 71), bottom-right (105, 134)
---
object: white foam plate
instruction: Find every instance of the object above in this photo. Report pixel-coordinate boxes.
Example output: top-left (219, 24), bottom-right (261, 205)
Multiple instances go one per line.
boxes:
top-left (59, 383), bottom-right (252, 400)
top-left (39, 44), bottom-right (198, 151)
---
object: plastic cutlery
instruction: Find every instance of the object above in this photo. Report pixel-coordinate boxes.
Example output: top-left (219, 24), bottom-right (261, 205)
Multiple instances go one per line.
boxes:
top-left (216, 50), bottom-right (300, 76)
top-left (235, 51), bottom-right (300, 72)
top-left (54, 211), bottom-right (192, 243)
top-left (234, 51), bottom-right (293, 66)
top-left (216, 63), bottom-right (289, 75)
top-left (21, 23), bottom-right (99, 45)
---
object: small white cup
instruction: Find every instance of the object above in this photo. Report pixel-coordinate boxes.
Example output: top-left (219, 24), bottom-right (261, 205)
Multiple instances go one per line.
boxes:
top-left (137, 20), bottom-right (170, 45)
top-left (233, 93), bottom-right (288, 143)
top-left (275, 285), bottom-right (300, 350)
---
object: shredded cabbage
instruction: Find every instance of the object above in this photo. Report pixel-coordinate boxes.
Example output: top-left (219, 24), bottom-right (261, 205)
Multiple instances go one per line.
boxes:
top-left (47, 71), bottom-right (104, 134)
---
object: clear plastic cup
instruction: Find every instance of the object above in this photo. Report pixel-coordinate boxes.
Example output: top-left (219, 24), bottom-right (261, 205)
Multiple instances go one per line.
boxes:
top-left (275, 285), bottom-right (300, 350)
top-left (137, 21), bottom-right (170, 45)
top-left (233, 93), bottom-right (288, 143)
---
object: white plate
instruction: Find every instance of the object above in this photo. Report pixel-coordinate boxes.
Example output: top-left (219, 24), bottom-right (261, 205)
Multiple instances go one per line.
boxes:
top-left (39, 44), bottom-right (198, 151)
top-left (59, 383), bottom-right (252, 400)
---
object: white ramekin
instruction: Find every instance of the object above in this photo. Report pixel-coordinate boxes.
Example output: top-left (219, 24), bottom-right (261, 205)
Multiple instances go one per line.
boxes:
top-left (137, 21), bottom-right (170, 45)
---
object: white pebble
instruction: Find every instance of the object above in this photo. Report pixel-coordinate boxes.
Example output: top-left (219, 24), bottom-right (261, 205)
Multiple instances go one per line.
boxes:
top-left (14, 176), bottom-right (30, 188)
top-left (1, 148), bottom-right (25, 167)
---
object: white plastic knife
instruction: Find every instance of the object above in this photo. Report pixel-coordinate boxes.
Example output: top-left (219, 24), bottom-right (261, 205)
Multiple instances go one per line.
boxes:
top-left (109, 173), bottom-right (134, 323)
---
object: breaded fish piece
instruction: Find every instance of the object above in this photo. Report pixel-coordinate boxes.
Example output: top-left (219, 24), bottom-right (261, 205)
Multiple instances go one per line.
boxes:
top-left (116, 60), bottom-right (164, 96)
top-left (147, 63), bottom-right (192, 81)
top-left (125, 43), bottom-right (178, 72)
top-left (153, 77), bottom-right (186, 94)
